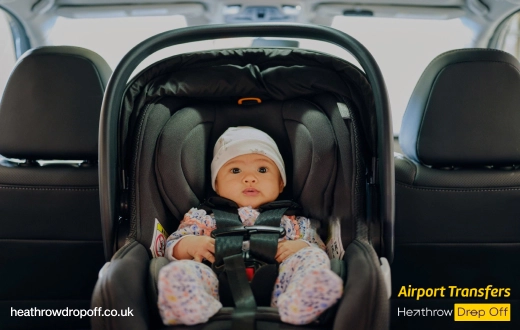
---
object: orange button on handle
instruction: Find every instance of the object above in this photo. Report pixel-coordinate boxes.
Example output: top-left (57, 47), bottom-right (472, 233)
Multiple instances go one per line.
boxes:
top-left (238, 97), bottom-right (262, 105)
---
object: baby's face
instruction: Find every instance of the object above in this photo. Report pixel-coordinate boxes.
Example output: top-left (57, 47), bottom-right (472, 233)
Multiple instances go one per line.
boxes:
top-left (215, 154), bottom-right (284, 209)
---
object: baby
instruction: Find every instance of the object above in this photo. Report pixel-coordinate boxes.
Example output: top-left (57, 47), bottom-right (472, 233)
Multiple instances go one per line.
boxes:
top-left (158, 126), bottom-right (343, 325)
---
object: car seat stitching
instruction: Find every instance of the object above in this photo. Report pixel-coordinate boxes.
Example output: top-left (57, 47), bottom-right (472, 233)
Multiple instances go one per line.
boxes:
top-left (397, 242), bottom-right (520, 246)
top-left (0, 186), bottom-right (98, 191)
top-left (396, 182), bottom-right (520, 192)
top-left (342, 95), bottom-right (364, 240)
top-left (0, 239), bottom-right (103, 243)
top-left (134, 104), bottom-right (155, 241)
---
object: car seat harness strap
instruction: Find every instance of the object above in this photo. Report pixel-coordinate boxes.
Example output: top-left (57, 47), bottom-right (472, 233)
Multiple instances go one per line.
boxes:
top-left (212, 209), bottom-right (245, 267)
top-left (223, 254), bottom-right (256, 330)
top-left (211, 207), bottom-right (289, 271)
top-left (205, 197), bottom-right (296, 328)
top-left (249, 208), bottom-right (287, 264)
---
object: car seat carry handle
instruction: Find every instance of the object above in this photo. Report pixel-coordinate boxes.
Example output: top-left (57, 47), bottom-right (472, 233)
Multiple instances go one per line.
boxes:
top-left (100, 23), bottom-right (394, 262)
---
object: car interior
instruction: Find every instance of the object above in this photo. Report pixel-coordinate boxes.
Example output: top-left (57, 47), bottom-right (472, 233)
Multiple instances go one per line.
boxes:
top-left (1, 1), bottom-right (520, 330)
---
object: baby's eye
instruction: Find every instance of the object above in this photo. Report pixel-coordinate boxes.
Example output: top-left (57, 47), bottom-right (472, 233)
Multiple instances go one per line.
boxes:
top-left (231, 168), bottom-right (241, 174)
top-left (258, 167), bottom-right (268, 173)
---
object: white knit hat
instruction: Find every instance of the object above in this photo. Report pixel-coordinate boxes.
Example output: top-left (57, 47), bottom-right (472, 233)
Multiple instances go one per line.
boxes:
top-left (211, 126), bottom-right (286, 191)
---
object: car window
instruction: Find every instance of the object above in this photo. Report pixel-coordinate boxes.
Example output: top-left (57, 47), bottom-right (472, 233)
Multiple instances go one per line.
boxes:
top-left (492, 11), bottom-right (520, 58)
top-left (331, 16), bottom-right (474, 134)
top-left (0, 9), bottom-right (17, 98)
top-left (47, 15), bottom-right (358, 81)
top-left (47, 14), bottom-right (474, 135)
top-left (48, 15), bottom-right (189, 69)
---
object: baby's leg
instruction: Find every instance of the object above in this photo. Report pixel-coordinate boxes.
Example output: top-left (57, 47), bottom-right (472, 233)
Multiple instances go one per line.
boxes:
top-left (272, 246), bottom-right (343, 325)
top-left (158, 260), bottom-right (222, 325)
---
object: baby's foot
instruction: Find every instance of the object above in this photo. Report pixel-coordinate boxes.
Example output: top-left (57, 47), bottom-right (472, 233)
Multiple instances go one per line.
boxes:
top-left (277, 268), bottom-right (343, 325)
top-left (158, 261), bottom-right (222, 325)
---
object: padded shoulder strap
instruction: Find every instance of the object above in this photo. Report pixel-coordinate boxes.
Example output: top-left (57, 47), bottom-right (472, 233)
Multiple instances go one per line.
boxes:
top-left (213, 209), bottom-right (244, 267)
top-left (258, 200), bottom-right (301, 215)
top-left (249, 208), bottom-right (287, 264)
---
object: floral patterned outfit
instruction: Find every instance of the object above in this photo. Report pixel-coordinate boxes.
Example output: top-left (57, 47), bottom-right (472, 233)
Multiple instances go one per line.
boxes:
top-left (158, 206), bottom-right (343, 325)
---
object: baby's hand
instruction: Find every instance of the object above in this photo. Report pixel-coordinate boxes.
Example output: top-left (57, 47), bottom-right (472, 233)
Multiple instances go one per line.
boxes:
top-left (173, 236), bottom-right (215, 263)
top-left (275, 240), bottom-right (309, 263)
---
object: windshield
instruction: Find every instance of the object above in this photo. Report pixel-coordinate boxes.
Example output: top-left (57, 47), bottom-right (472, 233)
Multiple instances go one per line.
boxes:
top-left (47, 15), bottom-right (474, 135)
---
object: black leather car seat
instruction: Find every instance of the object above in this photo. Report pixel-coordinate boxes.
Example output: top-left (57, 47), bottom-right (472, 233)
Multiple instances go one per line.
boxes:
top-left (392, 48), bottom-right (520, 329)
top-left (0, 46), bottom-right (111, 329)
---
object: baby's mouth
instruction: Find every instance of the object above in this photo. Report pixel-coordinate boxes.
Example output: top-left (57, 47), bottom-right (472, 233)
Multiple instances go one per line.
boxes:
top-left (243, 188), bottom-right (259, 196)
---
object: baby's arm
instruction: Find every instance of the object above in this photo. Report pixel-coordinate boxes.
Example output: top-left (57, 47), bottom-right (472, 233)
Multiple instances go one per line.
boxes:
top-left (275, 240), bottom-right (309, 263)
top-left (173, 236), bottom-right (215, 263)
top-left (296, 216), bottom-right (326, 250)
top-left (275, 215), bottom-right (326, 262)
top-left (164, 208), bottom-right (216, 262)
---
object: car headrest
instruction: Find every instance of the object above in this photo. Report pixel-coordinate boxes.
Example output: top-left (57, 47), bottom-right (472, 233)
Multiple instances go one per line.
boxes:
top-left (399, 48), bottom-right (520, 167)
top-left (0, 46), bottom-right (111, 160)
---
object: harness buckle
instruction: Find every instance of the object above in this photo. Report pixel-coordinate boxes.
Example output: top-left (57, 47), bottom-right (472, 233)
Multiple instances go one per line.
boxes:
top-left (245, 267), bottom-right (255, 281)
top-left (242, 250), bottom-right (266, 282)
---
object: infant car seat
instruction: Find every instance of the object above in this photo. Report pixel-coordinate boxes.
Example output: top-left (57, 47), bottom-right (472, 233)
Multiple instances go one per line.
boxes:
top-left (92, 24), bottom-right (394, 330)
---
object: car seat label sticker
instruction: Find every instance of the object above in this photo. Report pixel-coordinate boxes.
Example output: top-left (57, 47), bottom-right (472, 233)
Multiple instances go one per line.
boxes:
top-left (150, 218), bottom-right (168, 258)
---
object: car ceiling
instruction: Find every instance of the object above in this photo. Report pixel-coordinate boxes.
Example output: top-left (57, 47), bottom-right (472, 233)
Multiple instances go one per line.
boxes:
top-left (1, 0), bottom-right (520, 47)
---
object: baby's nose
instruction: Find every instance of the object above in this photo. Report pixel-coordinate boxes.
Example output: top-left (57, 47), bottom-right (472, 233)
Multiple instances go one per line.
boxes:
top-left (243, 175), bottom-right (257, 183)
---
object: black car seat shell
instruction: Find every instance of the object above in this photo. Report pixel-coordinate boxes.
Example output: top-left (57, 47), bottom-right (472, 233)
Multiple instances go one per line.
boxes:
top-left (93, 24), bottom-right (393, 330)
top-left (0, 46), bottom-right (111, 329)
top-left (393, 48), bottom-right (520, 329)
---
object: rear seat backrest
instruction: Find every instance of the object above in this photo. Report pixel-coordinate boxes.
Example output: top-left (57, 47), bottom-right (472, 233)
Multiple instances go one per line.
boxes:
top-left (0, 46), bottom-right (111, 329)
top-left (392, 48), bottom-right (520, 329)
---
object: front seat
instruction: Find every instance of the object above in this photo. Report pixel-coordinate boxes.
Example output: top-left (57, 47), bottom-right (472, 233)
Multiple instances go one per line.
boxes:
top-left (392, 48), bottom-right (520, 330)
top-left (0, 46), bottom-right (111, 329)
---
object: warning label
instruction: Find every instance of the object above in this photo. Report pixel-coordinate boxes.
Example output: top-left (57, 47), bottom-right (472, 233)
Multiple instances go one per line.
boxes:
top-left (150, 218), bottom-right (168, 258)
